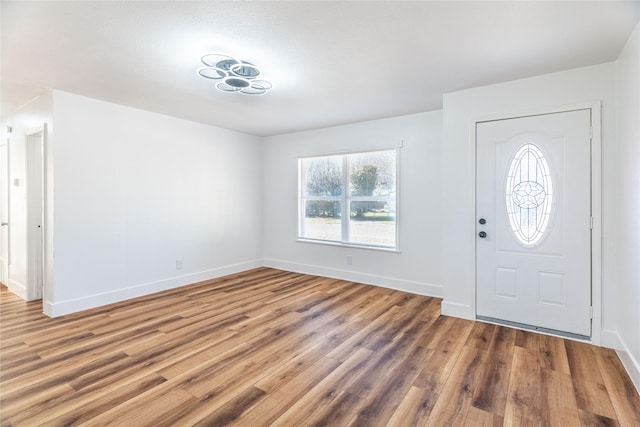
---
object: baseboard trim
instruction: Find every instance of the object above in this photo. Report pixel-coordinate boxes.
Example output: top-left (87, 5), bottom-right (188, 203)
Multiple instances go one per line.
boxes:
top-left (46, 259), bottom-right (263, 317)
top-left (440, 301), bottom-right (474, 320)
top-left (613, 332), bottom-right (640, 394)
top-left (262, 258), bottom-right (443, 298)
top-left (42, 300), bottom-right (55, 317)
top-left (599, 329), bottom-right (620, 349)
top-left (7, 279), bottom-right (27, 300)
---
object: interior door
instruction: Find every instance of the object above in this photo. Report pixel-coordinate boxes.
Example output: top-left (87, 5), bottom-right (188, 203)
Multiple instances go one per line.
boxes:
top-left (476, 109), bottom-right (592, 337)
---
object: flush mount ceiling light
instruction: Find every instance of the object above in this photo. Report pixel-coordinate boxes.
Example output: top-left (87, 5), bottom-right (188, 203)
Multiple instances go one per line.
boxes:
top-left (197, 53), bottom-right (273, 95)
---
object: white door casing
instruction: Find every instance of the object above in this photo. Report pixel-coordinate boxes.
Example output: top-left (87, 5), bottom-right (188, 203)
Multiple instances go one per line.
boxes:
top-left (476, 109), bottom-right (592, 337)
top-left (0, 141), bottom-right (8, 285)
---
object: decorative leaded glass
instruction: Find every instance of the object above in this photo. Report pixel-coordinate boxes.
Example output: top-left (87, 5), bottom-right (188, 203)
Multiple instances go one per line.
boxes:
top-left (505, 143), bottom-right (553, 247)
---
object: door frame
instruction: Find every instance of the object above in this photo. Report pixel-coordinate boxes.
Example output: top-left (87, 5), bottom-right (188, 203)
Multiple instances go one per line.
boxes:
top-left (0, 137), bottom-right (9, 286)
top-left (471, 102), bottom-right (602, 345)
top-left (25, 125), bottom-right (46, 301)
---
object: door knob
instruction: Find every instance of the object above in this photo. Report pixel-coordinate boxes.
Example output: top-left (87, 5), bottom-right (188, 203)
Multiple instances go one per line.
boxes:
top-left (479, 218), bottom-right (486, 225)
top-left (479, 231), bottom-right (487, 238)
top-left (1, 222), bottom-right (7, 226)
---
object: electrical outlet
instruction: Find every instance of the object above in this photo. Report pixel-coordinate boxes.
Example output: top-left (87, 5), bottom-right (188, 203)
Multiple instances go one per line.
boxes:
top-left (347, 256), bottom-right (353, 265)
top-left (176, 259), bottom-right (183, 270)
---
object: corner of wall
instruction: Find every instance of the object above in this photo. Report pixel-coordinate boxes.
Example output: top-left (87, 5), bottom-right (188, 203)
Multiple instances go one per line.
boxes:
top-left (46, 259), bottom-right (263, 317)
top-left (263, 258), bottom-right (443, 299)
top-left (604, 330), bottom-right (640, 394)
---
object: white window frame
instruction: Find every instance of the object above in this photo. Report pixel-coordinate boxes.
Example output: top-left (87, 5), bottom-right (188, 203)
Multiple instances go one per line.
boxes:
top-left (297, 147), bottom-right (399, 251)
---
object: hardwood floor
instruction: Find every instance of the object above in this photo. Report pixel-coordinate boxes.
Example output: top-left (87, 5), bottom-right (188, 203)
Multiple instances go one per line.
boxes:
top-left (1, 267), bottom-right (639, 426)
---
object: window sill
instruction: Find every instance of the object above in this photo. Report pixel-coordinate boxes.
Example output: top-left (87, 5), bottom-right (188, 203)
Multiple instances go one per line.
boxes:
top-left (296, 238), bottom-right (401, 253)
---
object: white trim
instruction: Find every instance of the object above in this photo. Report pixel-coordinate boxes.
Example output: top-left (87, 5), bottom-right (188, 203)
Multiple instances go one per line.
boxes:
top-left (472, 101), bottom-right (604, 125)
top-left (263, 258), bottom-right (443, 298)
top-left (470, 101), bottom-right (603, 345)
top-left (0, 140), bottom-right (9, 286)
top-left (297, 142), bottom-right (403, 159)
top-left (600, 329), bottom-right (621, 349)
top-left (441, 301), bottom-right (474, 320)
top-left (297, 148), bottom-right (400, 251)
top-left (44, 259), bottom-right (262, 317)
top-left (589, 102), bottom-right (603, 346)
top-left (25, 126), bottom-right (45, 137)
top-left (42, 300), bottom-right (54, 317)
top-left (598, 329), bottom-right (640, 394)
top-left (7, 278), bottom-right (27, 300)
top-left (617, 342), bottom-right (640, 394)
top-left (296, 238), bottom-right (401, 253)
top-left (25, 125), bottom-right (46, 302)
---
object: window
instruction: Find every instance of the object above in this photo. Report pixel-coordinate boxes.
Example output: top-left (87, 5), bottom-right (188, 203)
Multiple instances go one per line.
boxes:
top-left (505, 143), bottom-right (553, 247)
top-left (298, 148), bottom-right (397, 249)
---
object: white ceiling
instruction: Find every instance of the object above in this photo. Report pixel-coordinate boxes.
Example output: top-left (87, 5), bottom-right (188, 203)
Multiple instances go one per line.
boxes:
top-left (1, 1), bottom-right (639, 137)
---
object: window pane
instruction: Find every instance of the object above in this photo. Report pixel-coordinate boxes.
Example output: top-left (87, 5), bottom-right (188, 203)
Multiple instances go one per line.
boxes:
top-left (298, 148), bottom-right (398, 249)
top-left (349, 200), bottom-right (396, 246)
top-left (302, 200), bottom-right (342, 241)
top-left (349, 150), bottom-right (396, 197)
top-left (303, 156), bottom-right (343, 197)
top-left (505, 143), bottom-right (553, 247)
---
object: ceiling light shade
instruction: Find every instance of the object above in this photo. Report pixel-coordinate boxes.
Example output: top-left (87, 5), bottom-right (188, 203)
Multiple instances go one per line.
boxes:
top-left (197, 67), bottom-right (226, 79)
top-left (197, 53), bottom-right (272, 95)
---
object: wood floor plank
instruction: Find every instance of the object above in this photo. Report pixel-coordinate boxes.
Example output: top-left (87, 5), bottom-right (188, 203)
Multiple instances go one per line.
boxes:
top-left (1, 269), bottom-right (639, 426)
top-left (191, 386), bottom-right (267, 427)
top-left (180, 327), bottom-right (321, 400)
top-left (516, 329), bottom-right (571, 375)
top-left (413, 316), bottom-right (474, 394)
top-left (565, 339), bottom-right (618, 419)
top-left (252, 333), bottom-right (343, 394)
top-left (504, 346), bottom-right (547, 425)
top-left (9, 373), bottom-right (167, 426)
top-left (463, 406), bottom-right (504, 427)
top-left (471, 325), bottom-right (516, 417)
top-left (268, 348), bottom-right (374, 426)
top-left (424, 345), bottom-right (487, 426)
top-left (386, 385), bottom-right (437, 427)
top-left (465, 321), bottom-right (498, 351)
top-left (595, 346), bottom-right (640, 426)
top-left (0, 383), bottom-right (77, 421)
top-left (578, 408), bottom-right (620, 426)
top-left (241, 355), bottom-right (344, 425)
top-left (345, 341), bottom-right (428, 426)
top-left (82, 387), bottom-right (198, 427)
top-left (503, 344), bottom-right (583, 426)
top-left (542, 368), bottom-right (581, 426)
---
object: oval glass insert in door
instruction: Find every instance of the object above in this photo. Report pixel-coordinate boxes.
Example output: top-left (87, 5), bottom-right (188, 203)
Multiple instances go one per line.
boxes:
top-left (505, 143), bottom-right (553, 247)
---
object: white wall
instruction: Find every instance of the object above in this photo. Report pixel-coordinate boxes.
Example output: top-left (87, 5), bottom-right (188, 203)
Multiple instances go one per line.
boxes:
top-left (262, 111), bottom-right (443, 297)
top-left (1, 92), bottom-right (54, 301)
top-left (47, 91), bottom-right (263, 316)
top-left (441, 63), bottom-right (617, 342)
top-left (614, 22), bottom-right (640, 391)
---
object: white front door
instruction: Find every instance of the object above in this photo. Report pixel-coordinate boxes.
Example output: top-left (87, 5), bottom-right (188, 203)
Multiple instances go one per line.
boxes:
top-left (476, 109), bottom-right (592, 337)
